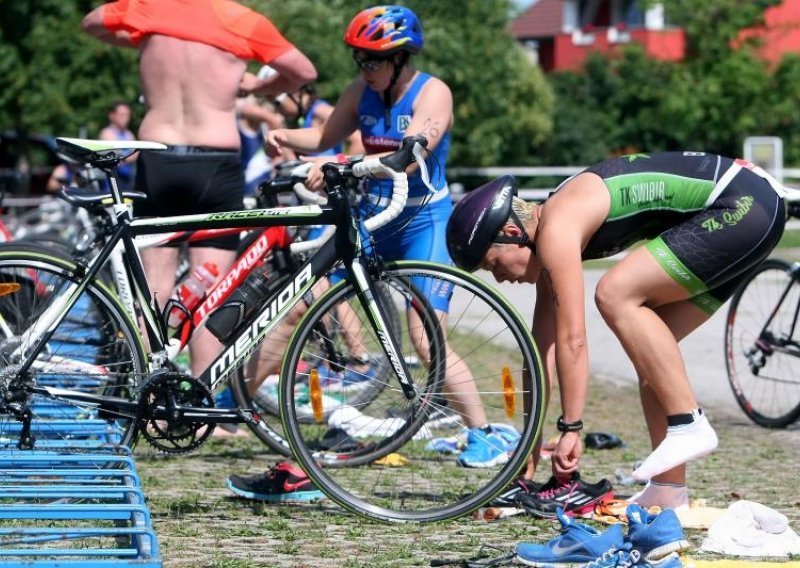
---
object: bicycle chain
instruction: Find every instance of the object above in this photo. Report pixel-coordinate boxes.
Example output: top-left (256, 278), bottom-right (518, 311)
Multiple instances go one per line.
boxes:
top-left (137, 371), bottom-right (215, 454)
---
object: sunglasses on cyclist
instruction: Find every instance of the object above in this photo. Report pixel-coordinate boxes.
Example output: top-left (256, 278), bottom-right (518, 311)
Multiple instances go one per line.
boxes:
top-left (352, 51), bottom-right (391, 72)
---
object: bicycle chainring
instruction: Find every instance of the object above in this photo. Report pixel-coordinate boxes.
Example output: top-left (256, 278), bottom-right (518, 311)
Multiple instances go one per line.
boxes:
top-left (137, 372), bottom-right (215, 454)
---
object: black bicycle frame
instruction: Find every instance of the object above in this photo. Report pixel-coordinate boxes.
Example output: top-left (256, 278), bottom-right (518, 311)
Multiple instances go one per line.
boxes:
top-left (22, 163), bottom-right (418, 422)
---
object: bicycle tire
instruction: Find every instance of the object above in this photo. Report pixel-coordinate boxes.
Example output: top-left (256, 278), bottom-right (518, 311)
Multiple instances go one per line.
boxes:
top-left (725, 258), bottom-right (800, 428)
top-left (0, 244), bottom-right (148, 449)
top-left (232, 271), bottom-right (400, 455)
top-left (280, 261), bottom-right (545, 523)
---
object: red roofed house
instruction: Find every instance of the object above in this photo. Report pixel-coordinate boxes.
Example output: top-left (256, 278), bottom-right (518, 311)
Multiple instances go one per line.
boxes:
top-left (512, 0), bottom-right (800, 72)
top-left (739, 0), bottom-right (800, 66)
top-left (511, 0), bottom-right (684, 72)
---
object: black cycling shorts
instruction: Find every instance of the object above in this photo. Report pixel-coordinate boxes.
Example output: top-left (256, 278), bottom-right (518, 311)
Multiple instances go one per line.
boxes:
top-left (646, 167), bottom-right (786, 314)
top-left (134, 146), bottom-right (244, 250)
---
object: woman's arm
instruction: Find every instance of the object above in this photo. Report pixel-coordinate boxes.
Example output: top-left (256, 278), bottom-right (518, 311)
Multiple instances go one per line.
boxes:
top-left (535, 176), bottom-right (610, 478)
top-left (535, 204), bottom-right (590, 479)
top-left (265, 80), bottom-right (363, 157)
top-left (405, 76), bottom-right (453, 153)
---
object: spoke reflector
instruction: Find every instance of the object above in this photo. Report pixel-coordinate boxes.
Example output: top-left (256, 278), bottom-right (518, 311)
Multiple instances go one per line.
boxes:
top-left (0, 282), bottom-right (21, 296)
top-left (502, 365), bottom-right (516, 418)
top-left (309, 368), bottom-right (324, 422)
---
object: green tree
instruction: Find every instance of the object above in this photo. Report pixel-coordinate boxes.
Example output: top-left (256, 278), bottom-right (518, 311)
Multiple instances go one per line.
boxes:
top-left (765, 54), bottom-right (800, 164)
top-left (662, 0), bottom-right (781, 65)
top-left (0, 0), bottom-right (140, 137)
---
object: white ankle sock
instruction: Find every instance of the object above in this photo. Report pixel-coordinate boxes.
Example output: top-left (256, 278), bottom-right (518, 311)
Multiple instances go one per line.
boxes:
top-left (632, 413), bottom-right (718, 482)
top-left (629, 481), bottom-right (689, 509)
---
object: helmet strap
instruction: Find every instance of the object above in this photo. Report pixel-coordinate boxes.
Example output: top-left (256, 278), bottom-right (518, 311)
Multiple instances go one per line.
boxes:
top-left (493, 210), bottom-right (536, 252)
top-left (383, 52), bottom-right (410, 126)
top-left (286, 92), bottom-right (308, 128)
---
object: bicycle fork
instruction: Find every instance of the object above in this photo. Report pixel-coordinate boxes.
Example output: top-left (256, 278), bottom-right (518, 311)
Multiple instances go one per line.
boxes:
top-left (348, 257), bottom-right (418, 401)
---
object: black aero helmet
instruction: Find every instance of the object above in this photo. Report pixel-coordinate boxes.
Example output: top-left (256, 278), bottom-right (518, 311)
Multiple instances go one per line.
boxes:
top-left (446, 175), bottom-right (525, 272)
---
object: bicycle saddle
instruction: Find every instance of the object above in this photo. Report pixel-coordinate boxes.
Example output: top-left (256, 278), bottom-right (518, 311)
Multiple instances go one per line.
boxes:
top-left (55, 137), bottom-right (167, 168)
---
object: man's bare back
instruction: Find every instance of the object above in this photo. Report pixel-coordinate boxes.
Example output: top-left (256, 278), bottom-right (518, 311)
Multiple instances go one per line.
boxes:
top-left (138, 35), bottom-right (245, 149)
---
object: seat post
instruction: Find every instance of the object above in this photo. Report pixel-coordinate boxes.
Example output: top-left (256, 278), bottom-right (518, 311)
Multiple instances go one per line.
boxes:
top-left (101, 165), bottom-right (125, 205)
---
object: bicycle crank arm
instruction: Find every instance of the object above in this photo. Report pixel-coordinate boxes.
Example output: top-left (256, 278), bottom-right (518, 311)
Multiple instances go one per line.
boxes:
top-left (145, 405), bottom-right (246, 424)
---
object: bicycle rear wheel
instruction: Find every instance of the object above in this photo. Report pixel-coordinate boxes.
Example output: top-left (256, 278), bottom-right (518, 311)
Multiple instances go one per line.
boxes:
top-left (0, 245), bottom-right (147, 449)
top-left (725, 258), bottom-right (800, 428)
top-left (280, 261), bottom-right (545, 523)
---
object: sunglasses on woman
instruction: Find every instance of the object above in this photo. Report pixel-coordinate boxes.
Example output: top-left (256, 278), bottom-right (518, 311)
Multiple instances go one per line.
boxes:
top-left (352, 51), bottom-right (391, 72)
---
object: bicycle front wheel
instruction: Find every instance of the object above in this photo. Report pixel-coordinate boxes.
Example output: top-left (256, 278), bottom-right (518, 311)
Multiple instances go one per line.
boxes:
top-left (280, 261), bottom-right (545, 523)
top-left (233, 275), bottom-right (400, 455)
top-left (0, 245), bottom-right (148, 448)
top-left (725, 258), bottom-right (800, 428)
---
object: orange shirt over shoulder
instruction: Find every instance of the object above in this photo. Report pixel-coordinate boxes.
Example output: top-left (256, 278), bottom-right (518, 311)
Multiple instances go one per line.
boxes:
top-left (101, 0), bottom-right (294, 62)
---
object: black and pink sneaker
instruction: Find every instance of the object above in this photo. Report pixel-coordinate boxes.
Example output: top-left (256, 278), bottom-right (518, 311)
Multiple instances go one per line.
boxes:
top-left (227, 461), bottom-right (325, 503)
top-left (487, 476), bottom-right (543, 508)
top-left (516, 472), bottom-right (613, 518)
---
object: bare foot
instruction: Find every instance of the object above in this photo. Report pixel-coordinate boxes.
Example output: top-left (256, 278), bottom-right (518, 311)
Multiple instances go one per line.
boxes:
top-left (212, 425), bottom-right (250, 439)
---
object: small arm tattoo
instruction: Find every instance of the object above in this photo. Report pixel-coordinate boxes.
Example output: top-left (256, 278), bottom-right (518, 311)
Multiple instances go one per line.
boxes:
top-left (542, 268), bottom-right (559, 307)
top-left (421, 117), bottom-right (441, 140)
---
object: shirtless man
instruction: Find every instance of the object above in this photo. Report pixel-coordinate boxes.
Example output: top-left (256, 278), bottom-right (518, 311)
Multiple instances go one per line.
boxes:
top-left (82, 0), bottom-right (317, 374)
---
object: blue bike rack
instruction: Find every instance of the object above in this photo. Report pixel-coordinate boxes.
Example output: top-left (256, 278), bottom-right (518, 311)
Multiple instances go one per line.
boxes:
top-left (0, 417), bottom-right (162, 567)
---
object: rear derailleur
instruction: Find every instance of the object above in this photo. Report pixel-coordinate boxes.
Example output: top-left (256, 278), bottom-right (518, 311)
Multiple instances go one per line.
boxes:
top-left (0, 367), bottom-right (35, 450)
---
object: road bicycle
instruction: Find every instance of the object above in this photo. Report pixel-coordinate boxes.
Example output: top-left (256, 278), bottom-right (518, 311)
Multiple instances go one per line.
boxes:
top-left (0, 134), bottom-right (546, 522)
top-left (14, 157), bottom-right (400, 455)
top-left (724, 198), bottom-right (800, 428)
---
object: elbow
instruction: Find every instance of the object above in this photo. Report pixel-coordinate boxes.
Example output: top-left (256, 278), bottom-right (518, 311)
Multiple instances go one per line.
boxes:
top-left (559, 333), bottom-right (588, 360)
top-left (288, 57), bottom-right (318, 90)
top-left (81, 11), bottom-right (100, 35)
top-left (292, 66), bottom-right (317, 91)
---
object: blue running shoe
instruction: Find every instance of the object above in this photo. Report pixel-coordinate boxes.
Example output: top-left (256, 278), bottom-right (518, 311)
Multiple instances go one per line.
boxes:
top-left (516, 508), bottom-right (625, 566)
top-left (214, 387), bottom-right (236, 409)
top-left (489, 422), bottom-right (521, 449)
top-left (626, 504), bottom-right (691, 560)
top-left (425, 428), bottom-right (469, 454)
top-left (214, 387), bottom-right (242, 434)
top-left (585, 543), bottom-right (684, 567)
top-left (457, 425), bottom-right (518, 468)
top-left (318, 363), bottom-right (377, 393)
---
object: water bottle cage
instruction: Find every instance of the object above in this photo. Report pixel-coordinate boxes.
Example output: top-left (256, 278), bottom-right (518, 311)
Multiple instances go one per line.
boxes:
top-left (163, 299), bottom-right (195, 349)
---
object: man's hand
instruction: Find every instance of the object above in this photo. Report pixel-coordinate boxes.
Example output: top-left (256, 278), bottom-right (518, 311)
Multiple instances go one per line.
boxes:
top-left (552, 430), bottom-right (583, 479)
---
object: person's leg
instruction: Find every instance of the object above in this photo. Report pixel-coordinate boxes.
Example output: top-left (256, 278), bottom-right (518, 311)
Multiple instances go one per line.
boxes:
top-left (595, 246), bottom-right (718, 484)
top-left (141, 246), bottom-right (181, 345)
top-left (407, 307), bottom-right (488, 428)
top-left (628, 301), bottom-right (711, 507)
top-left (187, 246), bottom-right (236, 375)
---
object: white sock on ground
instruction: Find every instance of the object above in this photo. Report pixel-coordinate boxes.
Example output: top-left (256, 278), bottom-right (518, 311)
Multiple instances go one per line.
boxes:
top-left (632, 413), bottom-right (718, 482)
top-left (629, 481), bottom-right (689, 509)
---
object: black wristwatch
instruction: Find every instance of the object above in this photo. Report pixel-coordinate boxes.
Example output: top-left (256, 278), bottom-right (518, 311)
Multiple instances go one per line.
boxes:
top-left (556, 416), bottom-right (584, 433)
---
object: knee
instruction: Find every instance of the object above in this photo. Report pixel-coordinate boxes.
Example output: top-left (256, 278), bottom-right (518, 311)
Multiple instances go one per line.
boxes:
top-left (595, 274), bottom-right (625, 324)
